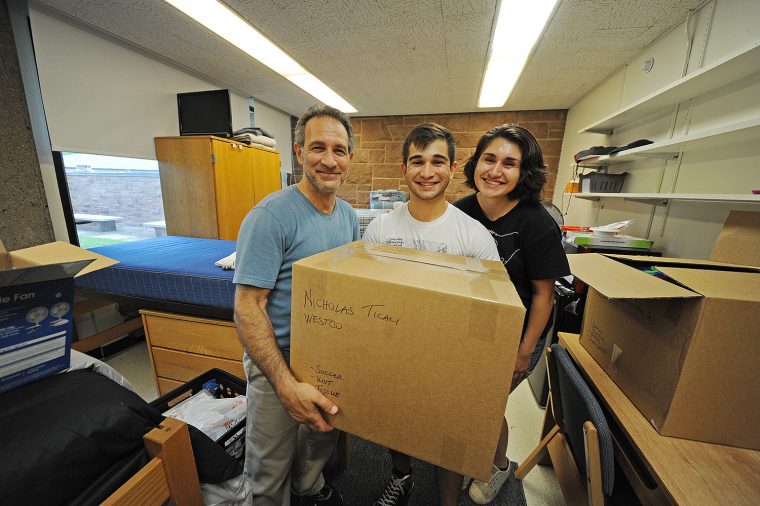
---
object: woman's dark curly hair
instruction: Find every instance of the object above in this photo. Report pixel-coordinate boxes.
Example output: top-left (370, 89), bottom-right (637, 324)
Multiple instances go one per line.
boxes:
top-left (463, 124), bottom-right (547, 203)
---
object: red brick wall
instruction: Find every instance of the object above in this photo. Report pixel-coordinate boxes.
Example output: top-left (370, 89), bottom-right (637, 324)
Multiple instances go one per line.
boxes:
top-left (333, 110), bottom-right (566, 207)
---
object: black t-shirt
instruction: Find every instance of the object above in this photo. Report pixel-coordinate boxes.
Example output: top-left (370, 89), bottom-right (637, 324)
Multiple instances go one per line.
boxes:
top-left (454, 194), bottom-right (570, 338)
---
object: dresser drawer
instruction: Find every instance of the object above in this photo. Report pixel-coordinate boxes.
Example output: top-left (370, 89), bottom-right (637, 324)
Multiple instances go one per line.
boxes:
top-left (142, 310), bottom-right (243, 360)
top-left (151, 347), bottom-right (245, 383)
top-left (156, 376), bottom-right (186, 396)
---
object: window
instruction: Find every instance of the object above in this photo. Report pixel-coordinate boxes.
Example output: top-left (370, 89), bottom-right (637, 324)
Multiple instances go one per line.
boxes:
top-left (61, 152), bottom-right (165, 248)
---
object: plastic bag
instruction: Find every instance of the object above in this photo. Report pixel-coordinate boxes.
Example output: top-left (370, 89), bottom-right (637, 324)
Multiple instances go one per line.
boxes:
top-left (590, 219), bottom-right (633, 236)
top-left (163, 390), bottom-right (246, 441)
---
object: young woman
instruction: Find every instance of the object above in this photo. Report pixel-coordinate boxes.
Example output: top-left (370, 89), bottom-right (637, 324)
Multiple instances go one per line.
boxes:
top-left (454, 124), bottom-right (570, 504)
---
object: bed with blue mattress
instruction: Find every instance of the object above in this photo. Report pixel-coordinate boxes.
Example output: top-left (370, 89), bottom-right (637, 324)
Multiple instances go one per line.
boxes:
top-left (75, 236), bottom-right (236, 319)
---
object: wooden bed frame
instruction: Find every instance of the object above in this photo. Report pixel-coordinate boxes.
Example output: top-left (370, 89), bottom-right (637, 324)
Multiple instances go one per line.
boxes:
top-left (101, 417), bottom-right (203, 506)
top-left (72, 287), bottom-right (233, 355)
top-left (75, 288), bottom-right (234, 321)
top-left (99, 414), bottom-right (349, 506)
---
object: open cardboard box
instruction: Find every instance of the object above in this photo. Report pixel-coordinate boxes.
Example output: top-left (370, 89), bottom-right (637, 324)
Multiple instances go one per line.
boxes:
top-left (569, 248), bottom-right (760, 450)
top-left (290, 241), bottom-right (525, 481)
top-left (709, 210), bottom-right (760, 267)
top-left (0, 240), bottom-right (116, 394)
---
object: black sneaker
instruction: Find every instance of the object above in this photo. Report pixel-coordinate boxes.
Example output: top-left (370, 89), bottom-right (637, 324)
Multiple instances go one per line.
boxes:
top-left (299, 482), bottom-right (344, 506)
top-left (373, 471), bottom-right (414, 506)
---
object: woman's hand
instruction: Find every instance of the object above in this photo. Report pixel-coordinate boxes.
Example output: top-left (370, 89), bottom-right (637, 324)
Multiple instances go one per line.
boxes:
top-left (511, 348), bottom-right (532, 391)
top-left (509, 278), bottom-right (555, 391)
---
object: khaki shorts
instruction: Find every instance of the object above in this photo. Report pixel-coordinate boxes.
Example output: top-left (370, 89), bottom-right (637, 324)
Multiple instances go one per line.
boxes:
top-left (243, 355), bottom-right (338, 506)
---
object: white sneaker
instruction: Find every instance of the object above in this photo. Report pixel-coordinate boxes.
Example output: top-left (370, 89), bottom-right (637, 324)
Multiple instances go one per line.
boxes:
top-left (468, 463), bottom-right (512, 504)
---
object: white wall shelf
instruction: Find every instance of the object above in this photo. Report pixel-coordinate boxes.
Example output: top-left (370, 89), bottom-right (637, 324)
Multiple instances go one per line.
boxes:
top-left (578, 41), bottom-right (760, 135)
top-left (577, 117), bottom-right (760, 168)
top-left (565, 192), bottom-right (760, 206)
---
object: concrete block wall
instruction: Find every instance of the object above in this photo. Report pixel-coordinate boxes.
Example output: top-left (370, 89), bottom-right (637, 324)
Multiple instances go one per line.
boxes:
top-left (66, 174), bottom-right (164, 226)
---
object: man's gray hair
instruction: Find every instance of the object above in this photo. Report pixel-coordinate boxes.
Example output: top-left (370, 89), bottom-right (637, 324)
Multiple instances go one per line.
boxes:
top-left (294, 104), bottom-right (355, 153)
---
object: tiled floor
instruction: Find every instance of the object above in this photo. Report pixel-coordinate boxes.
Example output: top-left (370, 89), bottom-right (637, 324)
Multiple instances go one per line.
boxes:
top-left (506, 382), bottom-right (565, 505)
top-left (102, 341), bottom-right (158, 401)
top-left (104, 341), bottom-right (564, 505)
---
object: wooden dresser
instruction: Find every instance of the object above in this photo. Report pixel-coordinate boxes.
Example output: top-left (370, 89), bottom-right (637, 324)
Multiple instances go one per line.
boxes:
top-left (141, 309), bottom-right (244, 395)
top-left (154, 136), bottom-right (281, 240)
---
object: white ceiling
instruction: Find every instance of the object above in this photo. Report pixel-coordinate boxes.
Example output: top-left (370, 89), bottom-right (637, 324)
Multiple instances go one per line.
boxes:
top-left (34, 0), bottom-right (707, 117)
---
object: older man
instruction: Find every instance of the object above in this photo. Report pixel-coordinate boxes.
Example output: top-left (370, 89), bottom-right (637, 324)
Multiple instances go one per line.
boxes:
top-left (234, 104), bottom-right (359, 506)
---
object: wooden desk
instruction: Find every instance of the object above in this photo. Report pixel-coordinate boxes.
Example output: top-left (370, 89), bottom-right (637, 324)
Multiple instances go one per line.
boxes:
top-left (557, 332), bottom-right (760, 505)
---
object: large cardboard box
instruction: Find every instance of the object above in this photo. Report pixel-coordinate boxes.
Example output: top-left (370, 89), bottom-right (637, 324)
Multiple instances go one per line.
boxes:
top-left (569, 252), bottom-right (760, 450)
top-left (709, 211), bottom-right (760, 267)
top-left (290, 241), bottom-right (525, 481)
top-left (0, 240), bottom-right (115, 394)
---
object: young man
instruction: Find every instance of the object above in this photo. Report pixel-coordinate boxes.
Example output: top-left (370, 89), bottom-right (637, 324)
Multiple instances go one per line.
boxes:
top-left (363, 123), bottom-right (499, 506)
top-left (234, 104), bottom-right (360, 506)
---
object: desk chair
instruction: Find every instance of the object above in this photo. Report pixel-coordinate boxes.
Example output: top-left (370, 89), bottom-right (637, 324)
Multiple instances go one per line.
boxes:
top-left (516, 344), bottom-right (615, 506)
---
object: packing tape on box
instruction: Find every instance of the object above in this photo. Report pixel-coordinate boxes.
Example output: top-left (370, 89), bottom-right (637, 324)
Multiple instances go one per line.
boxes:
top-left (359, 241), bottom-right (489, 272)
top-left (466, 271), bottom-right (501, 344)
top-left (323, 242), bottom-right (364, 265)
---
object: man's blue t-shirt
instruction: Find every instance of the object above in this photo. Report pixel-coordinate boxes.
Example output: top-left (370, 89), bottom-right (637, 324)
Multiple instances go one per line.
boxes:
top-left (233, 185), bottom-right (359, 362)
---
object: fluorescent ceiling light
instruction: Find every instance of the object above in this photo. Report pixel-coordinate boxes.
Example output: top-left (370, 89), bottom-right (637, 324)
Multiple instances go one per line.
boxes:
top-left (164, 0), bottom-right (357, 113)
top-left (478, 0), bottom-right (558, 108)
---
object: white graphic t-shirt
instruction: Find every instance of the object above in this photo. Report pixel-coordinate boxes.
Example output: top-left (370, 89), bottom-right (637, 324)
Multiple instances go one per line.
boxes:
top-left (362, 203), bottom-right (498, 260)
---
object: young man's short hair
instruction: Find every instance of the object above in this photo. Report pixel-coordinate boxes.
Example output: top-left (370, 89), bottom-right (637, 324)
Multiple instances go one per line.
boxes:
top-left (402, 123), bottom-right (456, 164)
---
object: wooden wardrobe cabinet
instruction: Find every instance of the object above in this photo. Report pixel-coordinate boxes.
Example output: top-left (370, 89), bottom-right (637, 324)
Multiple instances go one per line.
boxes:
top-left (155, 136), bottom-right (281, 240)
